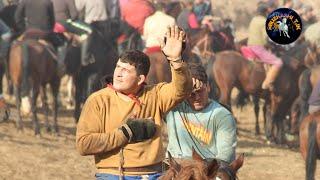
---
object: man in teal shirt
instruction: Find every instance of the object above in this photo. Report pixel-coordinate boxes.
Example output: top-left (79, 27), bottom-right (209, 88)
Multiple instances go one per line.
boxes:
top-left (165, 63), bottom-right (237, 163)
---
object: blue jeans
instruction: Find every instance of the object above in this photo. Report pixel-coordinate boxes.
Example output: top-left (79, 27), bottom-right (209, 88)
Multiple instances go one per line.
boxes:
top-left (95, 173), bottom-right (162, 180)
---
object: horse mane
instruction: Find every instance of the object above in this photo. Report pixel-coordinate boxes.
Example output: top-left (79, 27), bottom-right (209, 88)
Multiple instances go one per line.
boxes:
top-left (177, 165), bottom-right (207, 180)
top-left (161, 159), bottom-right (209, 180)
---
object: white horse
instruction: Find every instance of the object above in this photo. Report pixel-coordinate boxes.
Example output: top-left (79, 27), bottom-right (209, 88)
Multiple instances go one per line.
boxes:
top-left (277, 18), bottom-right (290, 38)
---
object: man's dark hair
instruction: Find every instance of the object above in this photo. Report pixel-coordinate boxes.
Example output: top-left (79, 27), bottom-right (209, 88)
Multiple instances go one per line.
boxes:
top-left (119, 50), bottom-right (150, 76)
top-left (257, 2), bottom-right (269, 16)
top-left (188, 63), bottom-right (208, 83)
top-left (153, 2), bottom-right (166, 11)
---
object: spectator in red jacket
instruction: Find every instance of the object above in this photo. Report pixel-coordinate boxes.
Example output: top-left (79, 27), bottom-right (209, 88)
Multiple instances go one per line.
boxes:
top-left (120, 0), bottom-right (154, 34)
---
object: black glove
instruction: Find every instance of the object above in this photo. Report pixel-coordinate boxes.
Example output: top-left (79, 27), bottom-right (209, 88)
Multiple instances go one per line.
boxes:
top-left (121, 118), bottom-right (157, 143)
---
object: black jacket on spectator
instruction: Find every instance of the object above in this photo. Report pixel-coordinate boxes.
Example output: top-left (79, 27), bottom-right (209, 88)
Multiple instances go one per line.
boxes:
top-left (15, 0), bottom-right (55, 32)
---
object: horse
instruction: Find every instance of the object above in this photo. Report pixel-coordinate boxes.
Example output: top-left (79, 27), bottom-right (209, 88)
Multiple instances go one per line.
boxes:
top-left (63, 19), bottom-right (121, 121)
top-left (188, 19), bottom-right (235, 64)
top-left (290, 65), bottom-right (320, 135)
top-left (8, 33), bottom-right (62, 135)
top-left (0, 3), bottom-right (21, 122)
top-left (299, 111), bottom-right (320, 180)
top-left (160, 150), bottom-right (244, 180)
top-left (211, 44), bottom-right (308, 143)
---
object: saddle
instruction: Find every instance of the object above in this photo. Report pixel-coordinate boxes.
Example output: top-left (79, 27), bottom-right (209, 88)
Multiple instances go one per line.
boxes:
top-left (18, 29), bottom-right (58, 61)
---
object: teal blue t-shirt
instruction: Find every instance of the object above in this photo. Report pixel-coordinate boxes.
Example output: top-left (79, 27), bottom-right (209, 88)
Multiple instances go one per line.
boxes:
top-left (165, 100), bottom-right (237, 163)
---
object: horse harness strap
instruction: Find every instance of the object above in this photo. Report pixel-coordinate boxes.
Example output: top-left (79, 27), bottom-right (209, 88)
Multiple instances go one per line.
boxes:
top-left (192, 34), bottom-right (215, 58)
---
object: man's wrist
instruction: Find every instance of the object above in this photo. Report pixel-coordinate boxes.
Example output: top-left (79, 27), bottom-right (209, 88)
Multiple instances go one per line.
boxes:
top-left (167, 56), bottom-right (182, 62)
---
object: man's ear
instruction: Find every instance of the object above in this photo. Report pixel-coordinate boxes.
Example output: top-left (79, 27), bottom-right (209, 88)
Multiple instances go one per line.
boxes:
top-left (138, 74), bottom-right (146, 86)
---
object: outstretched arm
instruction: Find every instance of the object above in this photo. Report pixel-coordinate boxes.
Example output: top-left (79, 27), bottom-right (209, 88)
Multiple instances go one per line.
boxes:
top-left (157, 26), bottom-right (193, 113)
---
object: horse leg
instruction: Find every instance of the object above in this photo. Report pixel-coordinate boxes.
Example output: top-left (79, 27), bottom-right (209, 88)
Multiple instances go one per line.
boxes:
top-left (50, 78), bottom-right (60, 135)
top-left (219, 85), bottom-right (232, 110)
top-left (265, 104), bottom-right (273, 142)
top-left (14, 86), bottom-right (23, 131)
top-left (4, 58), bottom-right (13, 95)
top-left (263, 101), bottom-right (267, 132)
top-left (40, 85), bottom-right (50, 132)
top-left (253, 95), bottom-right (260, 135)
top-left (290, 97), bottom-right (300, 134)
top-left (275, 118), bottom-right (285, 144)
top-left (74, 74), bottom-right (83, 122)
top-left (66, 75), bottom-right (74, 109)
top-left (31, 84), bottom-right (40, 136)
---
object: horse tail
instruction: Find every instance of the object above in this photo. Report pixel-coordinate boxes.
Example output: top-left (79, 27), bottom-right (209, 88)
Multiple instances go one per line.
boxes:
top-left (299, 69), bottom-right (312, 123)
top-left (306, 119), bottom-right (318, 180)
top-left (235, 87), bottom-right (250, 109)
top-left (20, 42), bottom-right (29, 97)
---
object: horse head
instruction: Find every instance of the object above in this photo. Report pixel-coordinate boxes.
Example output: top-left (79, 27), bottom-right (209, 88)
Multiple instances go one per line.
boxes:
top-left (160, 149), bottom-right (244, 180)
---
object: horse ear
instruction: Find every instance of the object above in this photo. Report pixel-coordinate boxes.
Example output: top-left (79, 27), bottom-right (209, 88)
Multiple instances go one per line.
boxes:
top-left (207, 159), bottom-right (219, 177)
top-left (192, 148), bottom-right (204, 162)
top-left (168, 151), bottom-right (181, 172)
top-left (230, 153), bottom-right (244, 172)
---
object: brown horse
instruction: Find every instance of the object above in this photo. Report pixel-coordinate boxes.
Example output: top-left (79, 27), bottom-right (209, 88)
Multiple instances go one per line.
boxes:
top-left (160, 150), bottom-right (244, 180)
top-left (9, 37), bottom-right (61, 135)
top-left (299, 111), bottom-right (320, 180)
top-left (212, 49), bottom-right (307, 143)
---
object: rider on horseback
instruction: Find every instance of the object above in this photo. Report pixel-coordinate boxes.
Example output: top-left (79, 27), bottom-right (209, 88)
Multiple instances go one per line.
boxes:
top-left (143, 2), bottom-right (175, 52)
top-left (0, 2), bottom-right (12, 58)
top-left (76, 26), bottom-right (192, 179)
top-left (177, 0), bottom-right (200, 33)
top-left (14, 0), bottom-right (66, 67)
top-left (247, 2), bottom-right (283, 90)
top-left (75, 0), bottom-right (108, 66)
top-left (308, 78), bottom-right (320, 114)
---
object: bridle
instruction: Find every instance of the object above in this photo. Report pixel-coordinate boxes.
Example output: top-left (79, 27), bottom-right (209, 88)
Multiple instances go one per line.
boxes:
top-left (192, 33), bottom-right (215, 59)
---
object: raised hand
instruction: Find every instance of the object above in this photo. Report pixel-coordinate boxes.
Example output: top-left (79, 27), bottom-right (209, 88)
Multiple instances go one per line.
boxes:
top-left (160, 25), bottom-right (186, 61)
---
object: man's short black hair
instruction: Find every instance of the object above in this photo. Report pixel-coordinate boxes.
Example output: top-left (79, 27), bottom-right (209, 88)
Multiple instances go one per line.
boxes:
top-left (153, 2), bottom-right (166, 11)
top-left (119, 50), bottom-right (150, 76)
top-left (257, 2), bottom-right (269, 16)
top-left (187, 63), bottom-right (208, 83)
